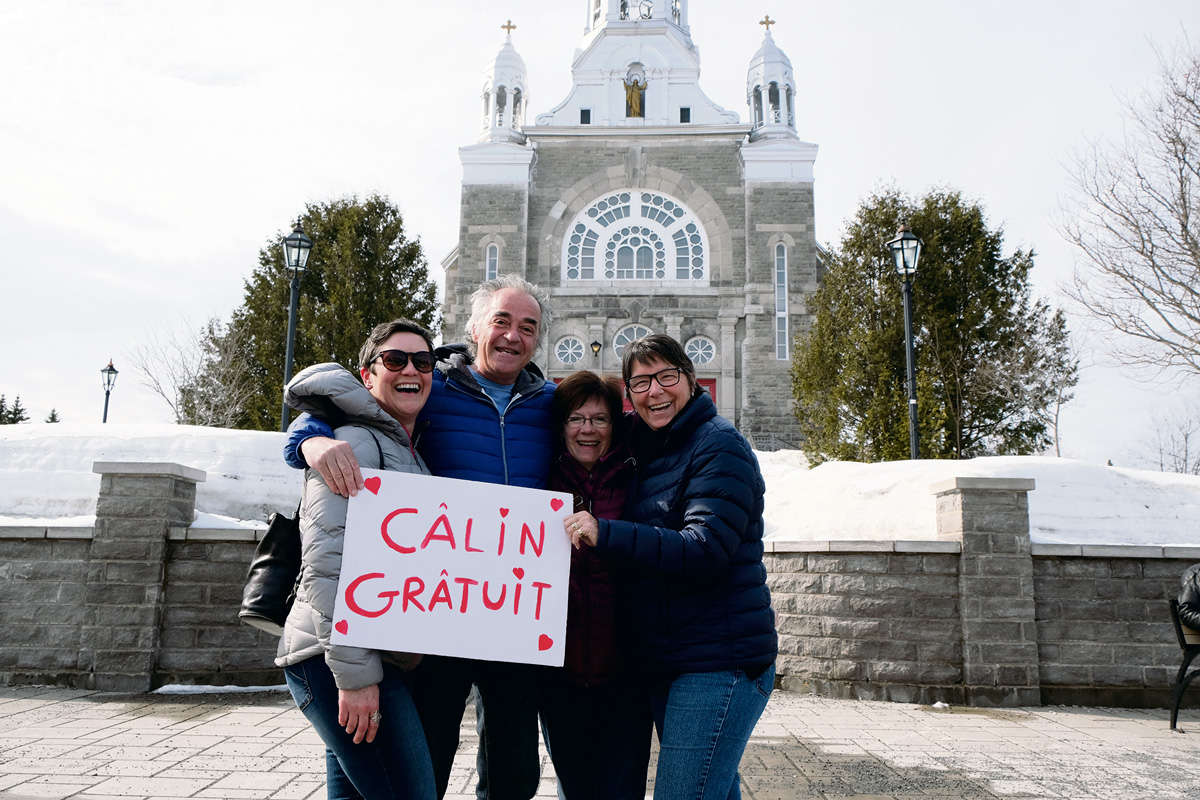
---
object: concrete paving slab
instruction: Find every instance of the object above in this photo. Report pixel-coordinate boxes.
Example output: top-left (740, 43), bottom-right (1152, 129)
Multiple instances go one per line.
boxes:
top-left (0, 686), bottom-right (1199, 799)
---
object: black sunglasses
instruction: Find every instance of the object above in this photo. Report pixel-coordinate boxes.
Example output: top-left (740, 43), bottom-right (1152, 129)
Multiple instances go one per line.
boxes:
top-left (372, 349), bottom-right (436, 373)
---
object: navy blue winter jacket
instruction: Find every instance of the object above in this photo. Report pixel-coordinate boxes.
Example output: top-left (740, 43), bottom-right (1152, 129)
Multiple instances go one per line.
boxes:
top-left (285, 348), bottom-right (556, 489)
top-left (595, 391), bottom-right (777, 674)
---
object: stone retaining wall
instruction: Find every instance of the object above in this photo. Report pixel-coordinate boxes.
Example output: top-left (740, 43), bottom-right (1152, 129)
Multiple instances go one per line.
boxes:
top-left (1, 462), bottom-right (1197, 706)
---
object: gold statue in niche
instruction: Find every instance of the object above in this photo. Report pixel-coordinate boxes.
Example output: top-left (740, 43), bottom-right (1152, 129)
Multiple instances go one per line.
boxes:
top-left (624, 77), bottom-right (646, 118)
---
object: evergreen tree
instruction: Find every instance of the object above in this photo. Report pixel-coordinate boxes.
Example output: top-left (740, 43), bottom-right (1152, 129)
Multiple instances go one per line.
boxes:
top-left (228, 194), bottom-right (441, 431)
top-left (45, 409), bottom-right (61, 423)
top-left (0, 395), bottom-right (30, 424)
top-left (792, 189), bottom-right (1078, 463)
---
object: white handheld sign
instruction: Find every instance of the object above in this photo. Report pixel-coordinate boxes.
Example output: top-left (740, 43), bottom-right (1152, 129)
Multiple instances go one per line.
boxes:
top-left (331, 470), bottom-right (573, 666)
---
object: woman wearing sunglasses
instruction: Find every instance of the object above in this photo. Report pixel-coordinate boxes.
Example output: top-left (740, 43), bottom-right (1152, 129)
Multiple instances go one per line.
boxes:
top-left (276, 319), bottom-right (438, 800)
top-left (563, 333), bottom-right (776, 800)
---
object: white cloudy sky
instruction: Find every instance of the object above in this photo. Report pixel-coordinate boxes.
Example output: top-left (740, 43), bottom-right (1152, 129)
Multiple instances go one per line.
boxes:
top-left (0, 1), bottom-right (1194, 465)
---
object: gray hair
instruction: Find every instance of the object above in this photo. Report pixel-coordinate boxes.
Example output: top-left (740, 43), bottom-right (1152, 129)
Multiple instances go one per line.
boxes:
top-left (464, 274), bottom-right (553, 356)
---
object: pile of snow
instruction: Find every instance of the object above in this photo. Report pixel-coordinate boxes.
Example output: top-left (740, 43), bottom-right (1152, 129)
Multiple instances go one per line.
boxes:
top-left (0, 423), bottom-right (301, 527)
top-left (759, 453), bottom-right (1200, 546)
top-left (2, 423), bottom-right (1199, 547)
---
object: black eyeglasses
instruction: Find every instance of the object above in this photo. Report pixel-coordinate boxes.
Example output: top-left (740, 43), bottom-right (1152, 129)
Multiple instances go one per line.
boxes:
top-left (372, 349), bottom-right (436, 373)
top-left (565, 415), bottom-right (612, 429)
top-left (626, 367), bottom-right (682, 393)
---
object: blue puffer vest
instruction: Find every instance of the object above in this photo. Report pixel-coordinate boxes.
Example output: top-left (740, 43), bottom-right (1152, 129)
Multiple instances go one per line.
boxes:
top-left (596, 392), bottom-right (777, 674)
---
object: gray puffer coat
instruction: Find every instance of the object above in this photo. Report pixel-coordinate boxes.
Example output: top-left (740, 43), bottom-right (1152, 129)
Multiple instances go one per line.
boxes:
top-left (275, 362), bottom-right (430, 690)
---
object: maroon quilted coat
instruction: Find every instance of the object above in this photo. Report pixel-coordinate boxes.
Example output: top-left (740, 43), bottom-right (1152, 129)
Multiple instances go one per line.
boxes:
top-left (551, 439), bottom-right (636, 686)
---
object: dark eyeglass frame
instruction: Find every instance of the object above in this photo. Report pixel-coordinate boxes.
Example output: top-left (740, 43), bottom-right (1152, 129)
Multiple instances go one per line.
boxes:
top-left (371, 349), bottom-right (436, 374)
top-left (564, 415), bottom-right (612, 429)
top-left (626, 367), bottom-right (683, 394)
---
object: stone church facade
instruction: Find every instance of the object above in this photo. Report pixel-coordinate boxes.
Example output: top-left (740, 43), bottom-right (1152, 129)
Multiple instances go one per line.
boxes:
top-left (441, 0), bottom-right (820, 446)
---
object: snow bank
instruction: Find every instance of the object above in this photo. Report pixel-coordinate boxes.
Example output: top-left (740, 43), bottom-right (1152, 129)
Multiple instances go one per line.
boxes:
top-left (0, 423), bottom-right (302, 525)
top-left (2, 423), bottom-right (1199, 548)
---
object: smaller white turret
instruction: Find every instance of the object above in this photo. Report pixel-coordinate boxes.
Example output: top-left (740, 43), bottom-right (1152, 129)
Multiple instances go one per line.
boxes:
top-left (479, 21), bottom-right (528, 144)
top-left (746, 17), bottom-right (796, 141)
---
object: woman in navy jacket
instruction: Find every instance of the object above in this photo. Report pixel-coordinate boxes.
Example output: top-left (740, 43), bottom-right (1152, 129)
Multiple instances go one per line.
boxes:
top-left (564, 334), bottom-right (776, 800)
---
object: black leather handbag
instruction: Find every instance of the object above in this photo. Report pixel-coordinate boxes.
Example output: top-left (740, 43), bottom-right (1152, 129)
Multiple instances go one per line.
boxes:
top-left (239, 503), bottom-right (302, 635)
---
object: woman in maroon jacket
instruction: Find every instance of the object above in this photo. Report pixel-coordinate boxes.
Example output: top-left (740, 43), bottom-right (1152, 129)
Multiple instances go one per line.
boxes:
top-left (541, 371), bottom-right (652, 800)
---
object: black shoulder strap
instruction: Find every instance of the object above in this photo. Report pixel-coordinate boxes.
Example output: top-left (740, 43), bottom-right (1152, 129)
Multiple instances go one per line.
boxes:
top-left (362, 427), bottom-right (386, 469)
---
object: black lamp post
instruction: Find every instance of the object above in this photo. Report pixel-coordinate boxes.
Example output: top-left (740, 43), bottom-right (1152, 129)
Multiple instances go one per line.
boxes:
top-left (280, 221), bottom-right (313, 432)
top-left (590, 339), bottom-right (602, 371)
top-left (100, 360), bottom-right (119, 423)
top-left (886, 220), bottom-right (923, 459)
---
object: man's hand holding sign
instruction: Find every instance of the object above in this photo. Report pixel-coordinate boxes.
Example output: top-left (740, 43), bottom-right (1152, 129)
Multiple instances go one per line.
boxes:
top-left (333, 470), bottom-right (572, 666)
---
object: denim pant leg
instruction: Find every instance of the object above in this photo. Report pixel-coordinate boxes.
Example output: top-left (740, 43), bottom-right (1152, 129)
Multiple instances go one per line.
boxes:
top-left (474, 659), bottom-right (543, 800)
top-left (285, 656), bottom-right (437, 800)
top-left (324, 748), bottom-right (358, 800)
top-left (540, 673), bottom-right (653, 800)
top-left (648, 665), bottom-right (775, 800)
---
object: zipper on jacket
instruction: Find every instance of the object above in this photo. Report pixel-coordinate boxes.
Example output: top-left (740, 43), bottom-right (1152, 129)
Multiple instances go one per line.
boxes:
top-left (444, 372), bottom-right (541, 487)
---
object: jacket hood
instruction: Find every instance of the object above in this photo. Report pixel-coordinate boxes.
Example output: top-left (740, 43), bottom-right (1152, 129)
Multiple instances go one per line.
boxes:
top-left (436, 343), bottom-right (547, 395)
top-left (284, 362), bottom-right (411, 444)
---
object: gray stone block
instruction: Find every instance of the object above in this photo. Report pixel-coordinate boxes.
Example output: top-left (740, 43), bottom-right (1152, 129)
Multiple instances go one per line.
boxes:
top-left (102, 561), bottom-right (164, 584)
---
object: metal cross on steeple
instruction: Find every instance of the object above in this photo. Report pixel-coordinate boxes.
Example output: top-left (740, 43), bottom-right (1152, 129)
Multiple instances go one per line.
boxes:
top-left (759, 15), bottom-right (775, 32)
top-left (501, 19), bottom-right (517, 34)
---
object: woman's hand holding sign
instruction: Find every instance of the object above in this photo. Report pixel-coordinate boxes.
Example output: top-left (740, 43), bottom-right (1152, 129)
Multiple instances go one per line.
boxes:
top-left (564, 511), bottom-right (599, 549)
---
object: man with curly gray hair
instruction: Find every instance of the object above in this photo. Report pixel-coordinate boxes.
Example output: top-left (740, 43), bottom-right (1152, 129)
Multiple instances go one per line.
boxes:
top-left (286, 274), bottom-right (557, 800)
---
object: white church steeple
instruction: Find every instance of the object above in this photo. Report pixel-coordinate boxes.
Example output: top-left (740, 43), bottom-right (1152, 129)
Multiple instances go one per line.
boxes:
top-left (479, 20), bottom-right (528, 144)
top-left (536, 0), bottom-right (736, 127)
top-left (746, 15), bottom-right (797, 141)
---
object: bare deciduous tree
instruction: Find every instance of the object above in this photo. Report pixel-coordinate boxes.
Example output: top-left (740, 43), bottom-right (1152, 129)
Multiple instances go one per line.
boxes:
top-left (1132, 400), bottom-right (1200, 474)
top-left (1062, 43), bottom-right (1200, 374)
top-left (127, 317), bottom-right (257, 428)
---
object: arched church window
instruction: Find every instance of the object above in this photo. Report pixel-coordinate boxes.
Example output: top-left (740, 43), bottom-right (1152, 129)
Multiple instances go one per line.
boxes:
top-left (486, 244), bottom-right (500, 280)
top-left (752, 85), bottom-right (763, 127)
top-left (671, 0), bottom-right (681, 23)
top-left (685, 336), bottom-right (716, 366)
top-left (620, 0), bottom-right (629, 20)
top-left (555, 336), bottom-right (585, 365)
top-left (511, 89), bottom-right (523, 130)
top-left (775, 243), bottom-right (789, 360)
top-left (593, 0), bottom-right (602, 25)
top-left (768, 82), bottom-right (780, 124)
top-left (786, 86), bottom-right (795, 127)
top-left (562, 190), bottom-right (708, 283)
top-left (613, 324), bottom-right (653, 359)
top-left (481, 92), bottom-right (490, 129)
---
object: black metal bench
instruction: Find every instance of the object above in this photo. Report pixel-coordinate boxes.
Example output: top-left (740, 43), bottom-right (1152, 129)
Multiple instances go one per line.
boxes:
top-left (1169, 598), bottom-right (1200, 730)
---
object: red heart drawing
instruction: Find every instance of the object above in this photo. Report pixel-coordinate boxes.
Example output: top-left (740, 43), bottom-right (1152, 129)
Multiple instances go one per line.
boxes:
top-left (550, 498), bottom-right (564, 512)
top-left (335, 620), bottom-right (349, 635)
top-left (499, 508), bottom-right (509, 517)
top-left (512, 567), bottom-right (525, 579)
top-left (538, 634), bottom-right (553, 651)
top-left (364, 477), bottom-right (381, 495)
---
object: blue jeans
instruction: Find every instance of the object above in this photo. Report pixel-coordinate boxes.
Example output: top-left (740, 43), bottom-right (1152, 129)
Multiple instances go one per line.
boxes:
top-left (284, 656), bottom-right (436, 800)
top-left (647, 665), bottom-right (775, 800)
top-left (539, 673), bottom-right (653, 800)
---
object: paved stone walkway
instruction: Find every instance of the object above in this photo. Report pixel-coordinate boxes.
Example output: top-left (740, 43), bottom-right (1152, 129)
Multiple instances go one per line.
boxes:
top-left (0, 685), bottom-right (1198, 799)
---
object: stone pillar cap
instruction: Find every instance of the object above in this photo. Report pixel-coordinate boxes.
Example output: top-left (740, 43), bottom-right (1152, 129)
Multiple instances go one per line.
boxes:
top-left (92, 462), bottom-right (207, 482)
top-left (929, 476), bottom-right (1034, 495)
